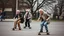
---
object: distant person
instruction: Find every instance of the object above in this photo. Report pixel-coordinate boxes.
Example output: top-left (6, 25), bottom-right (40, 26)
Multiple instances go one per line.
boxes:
top-left (0, 9), bottom-right (6, 21)
top-left (37, 9), bottom-right (52, 35)
top-left (1, 11), bottom-right (6, 20)
top-left (0, 9), bottom-right (2, 21)
top-left (12, 13), bottom-right (24, 30)
top-left (14, 10), bottom-right (20, 19)
top-left (24, 9), bottom-right (32, 29)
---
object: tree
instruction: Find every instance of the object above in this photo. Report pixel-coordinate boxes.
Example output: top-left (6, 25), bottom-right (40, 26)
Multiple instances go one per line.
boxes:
top-left (25, 0), bottom-right (46, 18)
top-left (26, 0), bottom-right (56, 18)
top-left (56, 0), bottom-right (64, 19)
top-left (26, 0), bottom-right (45, 13)
top-left (18, 0), bottom-right (56, 18)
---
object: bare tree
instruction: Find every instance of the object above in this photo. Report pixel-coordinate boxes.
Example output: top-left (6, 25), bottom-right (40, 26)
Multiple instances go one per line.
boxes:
top-left (55, 0), bottom-right (64, 19)
top-left (25, 0), bottom-right (46, 18)
top-left (26, 0), bottom-right (46, 13)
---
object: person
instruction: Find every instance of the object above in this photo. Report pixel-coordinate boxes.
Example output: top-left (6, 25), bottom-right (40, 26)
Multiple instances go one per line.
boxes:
top-left (1, 11), bottom-right (6, 20)
top-left (14, 10), bottom-right (20, 19)
top-left (24, 9), bottom-right (32, 29)
top-left (37, 9), bottom-right (52, 35)
top-left (12, 13), bottom-right (24, 30)
top-left (0, 9), bottom-right (2, 21)
top-left (0, 9), bottom-right (6, 21)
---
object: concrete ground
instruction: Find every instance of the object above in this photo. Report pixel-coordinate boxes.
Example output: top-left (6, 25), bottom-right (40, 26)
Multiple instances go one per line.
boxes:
top-left (0, 20), bottom-right (64, 36)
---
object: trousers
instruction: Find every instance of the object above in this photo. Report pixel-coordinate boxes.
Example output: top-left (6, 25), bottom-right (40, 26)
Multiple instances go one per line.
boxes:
top-left (40, 21), bottom-right (49, 32)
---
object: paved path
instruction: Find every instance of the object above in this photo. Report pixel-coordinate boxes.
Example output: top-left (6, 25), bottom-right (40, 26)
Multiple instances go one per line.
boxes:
top-left (0, 21), bottom-right (64, 36)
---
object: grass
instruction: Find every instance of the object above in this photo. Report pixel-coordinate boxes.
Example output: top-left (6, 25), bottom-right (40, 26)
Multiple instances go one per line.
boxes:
top-left (51, 19), bottom-right (64, 21)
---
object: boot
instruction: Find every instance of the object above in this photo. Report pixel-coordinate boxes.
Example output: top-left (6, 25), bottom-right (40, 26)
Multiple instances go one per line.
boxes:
top-left (19, 28), bottom-right (21, 30)
top-left (29, 27), bottom-right (31, 29)
top-left (40, 30), bottom-right (43, 33)
top-left (24, 26), bottom-right (26, 28)
top-left (12, 28), bottom-right (15, 30)
top-left (46, 32), bottom-right (50, 35)
top-left (38, 32), bottom-right (41, 35)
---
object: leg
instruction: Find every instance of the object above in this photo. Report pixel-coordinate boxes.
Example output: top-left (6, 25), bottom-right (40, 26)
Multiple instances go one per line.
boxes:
top-left (28, 19), bottom-right (31, 29)
top-left (38, 21), bottom-right (44, 35)
top-left (24, 19), bottom-right (28, 28)
top-left (17, 20), bottom-right (21, 30)
top-left (44, 22), bottom-right (50, 35)
top-left (40, 23), bottom-right (43, 32)
top-left (1, 16), bottom-right (3, 21)
top-left (40, 21), bottom-right (45, 32)
top-left (12, 21), bottom-right (17, 30)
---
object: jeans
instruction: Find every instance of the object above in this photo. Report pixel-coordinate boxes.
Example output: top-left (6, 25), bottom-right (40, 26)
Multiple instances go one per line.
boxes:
top-left (40, 21), bottom-right (48, 32)
top-left (0, 16), bottom-right (3, 21)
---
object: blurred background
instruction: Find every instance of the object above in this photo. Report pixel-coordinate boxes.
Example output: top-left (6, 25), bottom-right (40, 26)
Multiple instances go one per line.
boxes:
top-left (0, 0), bottom-right (64, 20)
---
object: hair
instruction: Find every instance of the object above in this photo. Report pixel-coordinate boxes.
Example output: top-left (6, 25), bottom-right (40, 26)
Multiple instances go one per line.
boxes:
top-left (39, 9), bottom-right (43, 11)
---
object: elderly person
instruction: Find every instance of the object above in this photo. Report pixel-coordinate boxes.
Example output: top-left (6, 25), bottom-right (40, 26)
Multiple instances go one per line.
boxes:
top-left (14, 10), bottom-right (20, 19)
top-left (12, 13), bottom-right (24, 30)
top-left (24, 9), bottom-right (32, 29)
top-left (38, 9), bottom-right (52, 35)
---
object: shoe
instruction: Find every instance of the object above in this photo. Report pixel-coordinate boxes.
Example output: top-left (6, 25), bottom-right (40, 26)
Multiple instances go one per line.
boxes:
top-left (40, 31), bottom-right (43, 33)
top-left (19, 28), bottom-right (21, 30)
top-left (38, 32), bottom-right (41, 35)
top-left (12, 28), bottom-right (15, 30)
top-left (24, 26), bottom-right (26, 28)
top-left (47, 33), bottom-right (50, 35)
top-left (29, 27), bottom-right (31, 29)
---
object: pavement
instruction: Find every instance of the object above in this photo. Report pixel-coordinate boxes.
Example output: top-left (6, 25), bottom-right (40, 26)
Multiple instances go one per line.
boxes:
top-left (0, 19), bottom-right (64, 22)
top-left (0, 20), bottom-right (64, 36)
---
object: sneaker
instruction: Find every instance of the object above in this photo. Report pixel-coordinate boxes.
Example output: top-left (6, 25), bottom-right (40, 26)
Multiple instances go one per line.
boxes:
top-left (19, 28), bottom-right (21, 30)
top-left (12, 28), bottom-right (15, 30)
top-left (38, 32), bottom-right (41, 35)
top-left (40, 31), bottom-right (43, 33)
top-left (24, 26), bottom-right (26, 28)
top-left (47, 33), bottom-right (50, 35)
top-left (29, 27), bottom-right (31, 29)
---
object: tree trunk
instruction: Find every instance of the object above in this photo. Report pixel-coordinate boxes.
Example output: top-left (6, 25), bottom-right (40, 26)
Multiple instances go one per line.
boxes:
top-left (57, 15), bottom-right (59, 20)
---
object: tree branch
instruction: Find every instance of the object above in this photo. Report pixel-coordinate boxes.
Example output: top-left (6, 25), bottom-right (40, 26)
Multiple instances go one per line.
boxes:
top-left (33, 0), bottom-right (37, 7)
top-left (34, 0), bottom-right (46, 12)
top-left (27, 0), bottom-right (32, 4)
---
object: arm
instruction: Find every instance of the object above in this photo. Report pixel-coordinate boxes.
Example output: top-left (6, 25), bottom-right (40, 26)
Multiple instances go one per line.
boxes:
top-left (46, 14), bottom-right (52, 21)
top-left (46, 16), bottom-right (51, 21)
top-left (37, 15), bottom-right (41, 21)
top-left (28, 13), bottom-right (32, 19)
